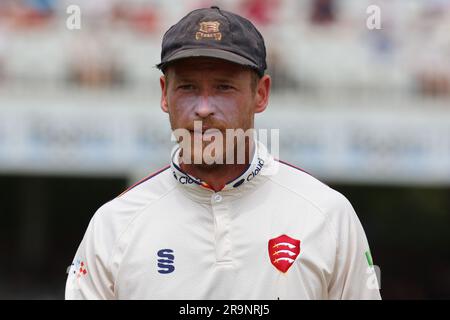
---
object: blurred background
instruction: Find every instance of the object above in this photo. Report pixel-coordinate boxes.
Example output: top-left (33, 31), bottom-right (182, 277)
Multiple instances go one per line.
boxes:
top-left (0, 0), bottom-right (449, 299)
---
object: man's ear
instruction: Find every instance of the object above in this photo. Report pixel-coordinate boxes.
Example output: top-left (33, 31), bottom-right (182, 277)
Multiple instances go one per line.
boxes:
top-left (254, 75), bottom-right (271, 114)
top-left (160, 75), bottom-right (169, 113)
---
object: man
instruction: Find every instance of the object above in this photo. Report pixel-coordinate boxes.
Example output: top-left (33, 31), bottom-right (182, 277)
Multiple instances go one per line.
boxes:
top-left (65, 6), bottom-right (381, 300)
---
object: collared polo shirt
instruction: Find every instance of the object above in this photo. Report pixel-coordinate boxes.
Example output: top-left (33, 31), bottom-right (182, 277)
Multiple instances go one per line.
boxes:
top-left (65, 140), bottom-right (381, 300)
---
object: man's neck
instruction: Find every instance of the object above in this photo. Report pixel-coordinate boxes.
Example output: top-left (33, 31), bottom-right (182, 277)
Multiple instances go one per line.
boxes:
top-left (179, 140), bottom-right (255, 192)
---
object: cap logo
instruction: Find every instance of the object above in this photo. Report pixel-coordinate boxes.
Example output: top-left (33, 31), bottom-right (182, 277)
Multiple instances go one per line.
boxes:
top-left (196, 21), bottom-right (222, 40)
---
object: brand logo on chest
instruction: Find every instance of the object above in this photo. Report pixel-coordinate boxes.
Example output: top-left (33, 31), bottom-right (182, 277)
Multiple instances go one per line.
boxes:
top-left (157, 249), bottom-right (175, 274)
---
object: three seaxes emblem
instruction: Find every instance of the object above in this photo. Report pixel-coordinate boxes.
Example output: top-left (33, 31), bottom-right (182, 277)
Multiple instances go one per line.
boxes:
top-left (268, 234), bottom-right (301, 273)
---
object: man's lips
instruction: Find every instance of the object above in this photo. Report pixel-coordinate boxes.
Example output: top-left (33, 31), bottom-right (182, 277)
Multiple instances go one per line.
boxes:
top-left (189, 128), bottom-right (222, 134)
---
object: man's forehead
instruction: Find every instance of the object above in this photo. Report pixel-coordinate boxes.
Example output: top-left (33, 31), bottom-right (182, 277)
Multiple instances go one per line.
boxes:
top-left (166, 57), bottom-right (251, 77)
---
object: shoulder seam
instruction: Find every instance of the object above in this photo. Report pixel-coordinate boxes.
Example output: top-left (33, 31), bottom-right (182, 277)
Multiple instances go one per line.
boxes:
top-left (117, 165), bottom-right (170, 197)
top-left (275, 159), bottom-right (333, 189)
top-left (275, 159), bottom-right (311, 175)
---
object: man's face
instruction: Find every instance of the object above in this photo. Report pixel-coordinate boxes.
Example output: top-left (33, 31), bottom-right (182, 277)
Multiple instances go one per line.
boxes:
top-left (160, 57), bottom-right (270, 166)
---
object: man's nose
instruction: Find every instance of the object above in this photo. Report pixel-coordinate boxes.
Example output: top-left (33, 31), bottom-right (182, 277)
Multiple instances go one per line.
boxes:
top-left (194, 95), bottom-right (215, 118)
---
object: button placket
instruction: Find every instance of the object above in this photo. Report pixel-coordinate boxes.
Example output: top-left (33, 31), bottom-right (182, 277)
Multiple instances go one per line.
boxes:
top-left (211, 194), bottom-right (232, 263)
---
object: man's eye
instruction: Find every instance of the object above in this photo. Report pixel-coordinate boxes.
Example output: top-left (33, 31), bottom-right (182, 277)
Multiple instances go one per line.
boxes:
top-left (178, 84), bottom-right (195, 90)
top-left (217, 84), bottom-right (234, 91)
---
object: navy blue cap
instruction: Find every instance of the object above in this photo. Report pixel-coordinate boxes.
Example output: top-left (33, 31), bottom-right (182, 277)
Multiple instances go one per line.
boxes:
top-left (156, 6), bottom-right (267, 76)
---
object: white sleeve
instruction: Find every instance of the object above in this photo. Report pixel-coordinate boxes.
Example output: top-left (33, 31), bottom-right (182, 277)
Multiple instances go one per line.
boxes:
top-left (327, 194), bottom-right (382, 300)
top-left (65, 210), bottom-right (116, 300)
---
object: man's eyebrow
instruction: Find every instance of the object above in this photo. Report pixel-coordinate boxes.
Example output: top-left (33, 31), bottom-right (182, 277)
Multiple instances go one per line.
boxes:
top-left (212, 77), bottom-right (237, 83)
top-left (173, 75), bottom-right (238, 83)
top-left (171, 76), bottom-right (195, 83)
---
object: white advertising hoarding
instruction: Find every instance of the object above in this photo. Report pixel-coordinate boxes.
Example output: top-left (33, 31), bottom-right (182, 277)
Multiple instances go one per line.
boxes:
top-left (0, 102), bottom-right (449, 185)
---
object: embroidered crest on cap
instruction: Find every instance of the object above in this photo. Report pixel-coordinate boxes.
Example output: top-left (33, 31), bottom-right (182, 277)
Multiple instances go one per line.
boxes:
top-left (196, 21), bottom-right (222, 40)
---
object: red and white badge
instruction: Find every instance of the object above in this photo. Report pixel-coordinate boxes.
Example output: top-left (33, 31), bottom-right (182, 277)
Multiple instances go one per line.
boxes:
top-left (268, 234), bottom-right (301, 273)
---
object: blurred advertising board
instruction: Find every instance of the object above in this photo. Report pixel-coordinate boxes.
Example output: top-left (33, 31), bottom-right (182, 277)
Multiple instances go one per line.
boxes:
top-left (1, 104), bottom-right (449, 185)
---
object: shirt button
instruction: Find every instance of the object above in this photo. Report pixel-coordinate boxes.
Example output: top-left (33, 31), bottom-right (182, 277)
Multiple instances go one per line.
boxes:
top-left (214, 194), bottom-right (222, 202)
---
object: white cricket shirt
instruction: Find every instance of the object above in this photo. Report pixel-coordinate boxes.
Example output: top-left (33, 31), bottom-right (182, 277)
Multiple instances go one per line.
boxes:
top-left (65, 140), bottom-right (381, 300)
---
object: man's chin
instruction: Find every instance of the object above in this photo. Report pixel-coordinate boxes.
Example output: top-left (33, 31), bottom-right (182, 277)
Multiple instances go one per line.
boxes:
top-left (179, 149), bottom-right (224, 166)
